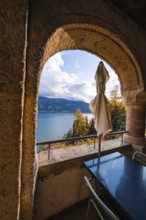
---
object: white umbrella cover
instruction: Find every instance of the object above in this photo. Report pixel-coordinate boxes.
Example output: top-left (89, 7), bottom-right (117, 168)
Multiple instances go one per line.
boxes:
top-left (89, 61), bottom-right (112, 154)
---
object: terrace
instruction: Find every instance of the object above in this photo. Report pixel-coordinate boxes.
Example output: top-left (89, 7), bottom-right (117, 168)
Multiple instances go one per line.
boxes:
top-left (34, 132), bottom-right (135, 219)
top-left (37, 131), bottom-right (129, 164)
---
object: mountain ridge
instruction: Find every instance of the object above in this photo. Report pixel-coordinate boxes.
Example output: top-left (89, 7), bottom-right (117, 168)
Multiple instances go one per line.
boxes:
top-left (38, 96), bottom-right (91, 113)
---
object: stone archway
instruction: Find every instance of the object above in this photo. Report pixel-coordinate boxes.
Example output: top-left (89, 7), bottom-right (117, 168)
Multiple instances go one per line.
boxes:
top-left (39, 23), bottom-right (146, 146)
top-left (20, 1), bottom-right (146, 219)
top-left (40, 23), bottom-right (143, 101)
top-left (33, 24), bottom-right (146, 219)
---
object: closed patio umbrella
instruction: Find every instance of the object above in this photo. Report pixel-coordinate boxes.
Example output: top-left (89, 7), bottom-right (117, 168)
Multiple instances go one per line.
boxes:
top-left (89, 61), bottom-right (112, 156)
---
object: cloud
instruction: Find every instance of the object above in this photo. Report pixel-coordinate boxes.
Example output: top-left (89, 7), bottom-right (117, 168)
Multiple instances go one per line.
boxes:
top-left (39, 52), bottom-right (120, 103)
top-left (106, 70), bottom-right (121, 97)
top-left (39, 53), bottom-right (96, 102)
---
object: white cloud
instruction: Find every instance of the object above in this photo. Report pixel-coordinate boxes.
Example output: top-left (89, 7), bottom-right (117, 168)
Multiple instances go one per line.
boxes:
top-left (106, 70), bottom-right (121, 97)
top-left (39, 53), bottom-right (95, 102)
top-left (39, 52), bottom-right (120, 103)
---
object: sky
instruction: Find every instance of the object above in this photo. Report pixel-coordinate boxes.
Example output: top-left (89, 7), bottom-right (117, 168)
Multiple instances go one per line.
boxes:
top-left (39, 50), bottom-right (120, 103)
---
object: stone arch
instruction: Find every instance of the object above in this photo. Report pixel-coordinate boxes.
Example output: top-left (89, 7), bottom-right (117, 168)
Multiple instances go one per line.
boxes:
top-left (40, 23), bottom-right (144, 102)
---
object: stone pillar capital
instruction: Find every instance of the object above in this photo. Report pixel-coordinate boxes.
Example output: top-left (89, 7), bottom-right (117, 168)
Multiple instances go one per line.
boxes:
top-left (121, 89), bottom-right (146, 105)
top-left (125, 102), bottom-right (146, 107)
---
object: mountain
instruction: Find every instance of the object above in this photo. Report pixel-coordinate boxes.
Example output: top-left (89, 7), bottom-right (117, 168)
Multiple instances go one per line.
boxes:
top-left (38, 96), bottom-right (91, 113)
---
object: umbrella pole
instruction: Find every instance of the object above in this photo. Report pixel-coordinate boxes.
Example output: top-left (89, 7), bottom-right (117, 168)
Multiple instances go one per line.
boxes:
top-left (98, 135), bottom-right (101, 157)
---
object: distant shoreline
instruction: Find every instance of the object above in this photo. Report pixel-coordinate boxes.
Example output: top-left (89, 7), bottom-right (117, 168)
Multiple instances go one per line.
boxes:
top-left (38, 96), bottom-right (90, 113)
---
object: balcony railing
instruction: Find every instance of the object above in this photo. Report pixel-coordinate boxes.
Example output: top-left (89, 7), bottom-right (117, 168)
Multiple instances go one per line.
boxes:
top-left (36, 131), bottom-right (128, 160)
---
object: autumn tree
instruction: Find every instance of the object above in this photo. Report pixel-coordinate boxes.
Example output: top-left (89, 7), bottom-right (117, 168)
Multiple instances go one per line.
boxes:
top-left (109, 90), bottom-right (126, 131)
top-left (85, 116), bottom-right (89, 132)
top-left (73, 109), bottom-right (88, 137)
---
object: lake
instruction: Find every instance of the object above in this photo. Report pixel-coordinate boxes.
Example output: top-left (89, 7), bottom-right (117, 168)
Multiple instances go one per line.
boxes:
top-left (36, 112), bottom-right (93, 142)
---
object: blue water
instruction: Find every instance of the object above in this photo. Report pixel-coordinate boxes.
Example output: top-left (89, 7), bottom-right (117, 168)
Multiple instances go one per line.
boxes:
top-left (36, 112), bottom-right (93, 142)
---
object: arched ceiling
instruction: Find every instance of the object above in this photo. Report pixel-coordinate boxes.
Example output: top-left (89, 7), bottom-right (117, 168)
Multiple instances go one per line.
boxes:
top-left (40, 23), bottom-right (144, 101)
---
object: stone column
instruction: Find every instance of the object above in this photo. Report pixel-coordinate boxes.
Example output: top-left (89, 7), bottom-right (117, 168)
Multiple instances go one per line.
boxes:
top-left (124, 103), bottom-right (146, 146)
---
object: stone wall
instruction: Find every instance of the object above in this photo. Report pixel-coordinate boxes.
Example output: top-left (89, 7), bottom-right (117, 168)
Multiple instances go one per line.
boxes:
top-left (0, 0), bottom-right (28, 219)
top-left (34, 164), bottom-right (90, 219)
top-left (34, 153), bottom-right (101, 219)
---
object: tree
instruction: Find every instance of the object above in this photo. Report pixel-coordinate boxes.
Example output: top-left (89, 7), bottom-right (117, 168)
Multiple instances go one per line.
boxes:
top-left (85, 116), bottom-right (89, 132)
top-left (109, 90), bottom-right (126, 131)
top-left (88, 118), bottom-right (96, 135)
top-left (73, 109), bottom-right (88, 137)
top-left (65, 128), bottom-right (73, 138)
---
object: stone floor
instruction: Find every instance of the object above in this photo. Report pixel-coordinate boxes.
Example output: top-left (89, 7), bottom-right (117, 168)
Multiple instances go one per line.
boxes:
top-left (47, 199), bottom-right (97, 220)
top-left (38, 138), bottom-right (125, 166)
